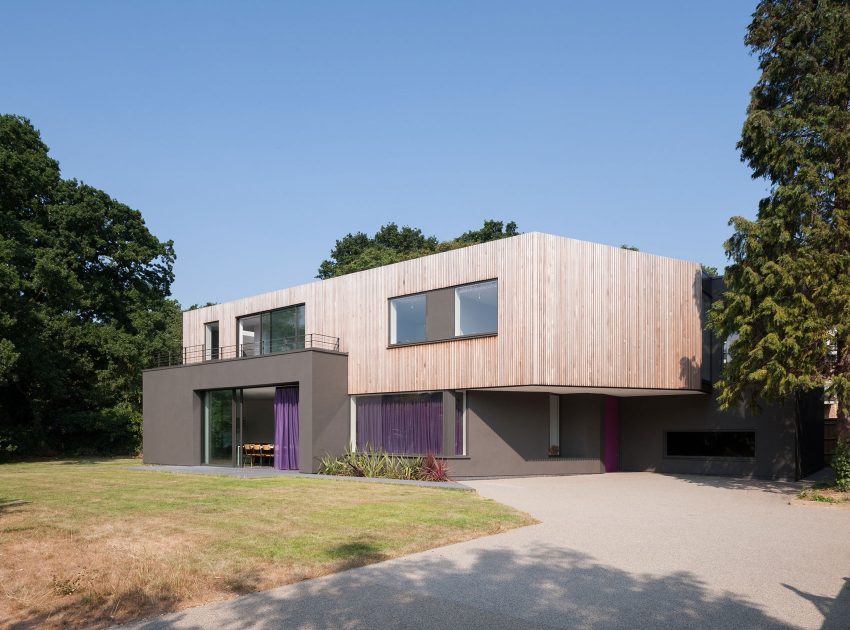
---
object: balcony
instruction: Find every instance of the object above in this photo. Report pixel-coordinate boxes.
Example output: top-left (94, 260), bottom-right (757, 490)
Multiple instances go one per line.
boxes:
top-left (149, 333), bottom-right (341, 368)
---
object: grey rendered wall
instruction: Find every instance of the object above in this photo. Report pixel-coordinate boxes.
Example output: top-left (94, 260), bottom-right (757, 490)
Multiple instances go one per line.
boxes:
top-left (307, 351), bottom-right (351, 472)
top-left (619, 394), bottom-right (796, 479)
top-left (450, 391), bottom-right (603, 478)
top-left (560, 395), bottom-right (603, 458)
top-left (142, 349), bottom-right (349, 473)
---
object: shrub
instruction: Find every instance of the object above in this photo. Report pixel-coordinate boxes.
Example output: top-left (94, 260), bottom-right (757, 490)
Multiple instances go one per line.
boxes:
top-left (318, 452), bottom-right (350, 476)
top-left (420, 452), bottom-right (450, 482)
top-left (317, 447), bottom-right (445, 481)
top-left (832, 438), bottom-right (850, 492)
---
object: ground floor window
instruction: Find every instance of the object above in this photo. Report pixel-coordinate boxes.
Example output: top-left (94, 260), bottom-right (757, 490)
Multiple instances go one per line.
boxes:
top-left (203, 389), bottom-right (233, 465)
top-left (202, 385), bottom-right (299, 469)
top-left (354, 391), bottom-right (466, 456)
top-left (665, 431), bottom-right (755, 458)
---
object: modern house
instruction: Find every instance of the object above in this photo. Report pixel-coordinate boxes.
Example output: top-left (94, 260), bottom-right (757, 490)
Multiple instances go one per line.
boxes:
top-left (143, 232), bottom-right (820, 479)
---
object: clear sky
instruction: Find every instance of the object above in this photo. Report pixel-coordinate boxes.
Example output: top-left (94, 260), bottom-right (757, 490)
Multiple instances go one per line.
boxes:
top-left (2, 1), bottom-right (768, 307)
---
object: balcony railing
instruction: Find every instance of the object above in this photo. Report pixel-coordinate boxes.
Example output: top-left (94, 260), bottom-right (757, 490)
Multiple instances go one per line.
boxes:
top-left (149, 333), bottom-right (341, 368)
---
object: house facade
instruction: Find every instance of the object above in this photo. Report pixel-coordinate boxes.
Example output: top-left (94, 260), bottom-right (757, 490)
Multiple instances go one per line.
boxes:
top-left (143, 232), bottom-right (809, 479)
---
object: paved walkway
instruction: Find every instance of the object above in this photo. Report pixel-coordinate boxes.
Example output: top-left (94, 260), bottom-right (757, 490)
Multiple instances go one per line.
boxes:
top-left (117, 473), bottom-right (850, 629)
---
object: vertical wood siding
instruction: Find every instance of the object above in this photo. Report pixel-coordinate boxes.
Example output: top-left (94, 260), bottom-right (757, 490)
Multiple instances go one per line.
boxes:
top-left (183, 233), bottom-right (703, 393)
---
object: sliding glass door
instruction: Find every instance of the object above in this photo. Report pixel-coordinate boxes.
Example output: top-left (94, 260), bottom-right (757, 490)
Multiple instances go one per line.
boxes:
top-left (203, 389), bottom-right (236, 465)
top-left (237, 304), bottom-right (305, 356)
top-left (203, 386), bottom-right (300, 469)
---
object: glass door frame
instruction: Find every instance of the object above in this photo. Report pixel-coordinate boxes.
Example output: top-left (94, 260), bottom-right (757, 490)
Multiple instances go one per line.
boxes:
top-left (202, 388), bottom-right (243, 467)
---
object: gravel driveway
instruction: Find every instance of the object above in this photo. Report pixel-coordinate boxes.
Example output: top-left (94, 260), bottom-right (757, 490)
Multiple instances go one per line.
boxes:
top-left (118, 473), bottom-right (850, 629)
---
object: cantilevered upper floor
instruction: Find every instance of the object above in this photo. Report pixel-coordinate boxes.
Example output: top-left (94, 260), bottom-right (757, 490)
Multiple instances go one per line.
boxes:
top-left (179, 232), bottom-right (705, 394)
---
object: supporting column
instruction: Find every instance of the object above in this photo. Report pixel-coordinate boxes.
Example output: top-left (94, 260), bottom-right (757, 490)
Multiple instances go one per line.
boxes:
top-left (549, 394), bottom-right (560, 457)
top-left (604, 396), bottom-right (620, 472)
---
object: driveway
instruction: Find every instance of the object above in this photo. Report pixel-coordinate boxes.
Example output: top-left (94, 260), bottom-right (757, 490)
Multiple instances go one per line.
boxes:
top-left (118, 473), bottom-right (850, 629)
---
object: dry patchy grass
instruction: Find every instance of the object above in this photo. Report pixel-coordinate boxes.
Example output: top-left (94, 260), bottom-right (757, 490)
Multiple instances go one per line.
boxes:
top-left (0, 459), bottom-right (533, 628)
top-left (797, 484), bottom-right (850, 507)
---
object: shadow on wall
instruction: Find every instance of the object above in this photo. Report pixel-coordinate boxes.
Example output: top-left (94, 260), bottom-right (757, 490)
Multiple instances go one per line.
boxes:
top-left (680, 355), bottom-right (699, 389)
top-left (122, 545), bottom-right (816, 630)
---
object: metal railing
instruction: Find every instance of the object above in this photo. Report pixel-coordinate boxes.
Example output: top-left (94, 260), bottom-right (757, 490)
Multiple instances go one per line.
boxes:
top-left (150, 333), bottom-right (341, 368)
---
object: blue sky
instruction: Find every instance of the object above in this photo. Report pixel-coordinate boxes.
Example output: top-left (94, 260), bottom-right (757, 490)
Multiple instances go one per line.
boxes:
top-left (2, 1), bottom-right (767, 307)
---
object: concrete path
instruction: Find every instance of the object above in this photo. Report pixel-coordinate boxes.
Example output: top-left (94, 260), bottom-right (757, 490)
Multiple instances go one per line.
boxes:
top-left (117, 473), bottom-right (850, 629)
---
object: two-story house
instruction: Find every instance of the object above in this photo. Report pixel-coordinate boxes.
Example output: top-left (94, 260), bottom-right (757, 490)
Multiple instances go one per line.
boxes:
top-left (143, 232), bottom-right (817, 479)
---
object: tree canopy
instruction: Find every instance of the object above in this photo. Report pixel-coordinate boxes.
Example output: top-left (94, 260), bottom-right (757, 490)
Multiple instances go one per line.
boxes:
top-left (710, 1), bottom-right (850, 434)
top-left (0, 115), bottom-right (180, 456)
top-left (317, 220), bottom-right (519, 279)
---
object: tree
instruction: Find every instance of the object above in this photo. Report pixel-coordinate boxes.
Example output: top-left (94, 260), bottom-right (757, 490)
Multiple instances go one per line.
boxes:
top-left (317, 220), bottom-right (519, 279)
top-left (0, 115), bottom-right (177, 455)
top-left (710, 2), bottom-right (850, 442)
top-left (700, 264), bottom-right (720, 278)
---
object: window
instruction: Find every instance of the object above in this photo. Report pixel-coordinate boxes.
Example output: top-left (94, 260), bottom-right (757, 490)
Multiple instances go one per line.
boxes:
top-left (455, 391), bottom-right (466, 456)
top-left (204, 321), bottom-right (219, 360)
top-left (353, 391), bottom-right (466, 456)
top-left (389, 294), bottom-right (426, 344)
top-left (455, 280), bottom-right (497, 337)
top-left (237, 304), bottom-right (305, 357)
top-left (388, 279), bottom-right (498, 346)
top-left (665, 431), bottom-right (755, 458)
top-left (356, 392), bottom-right (442, 455)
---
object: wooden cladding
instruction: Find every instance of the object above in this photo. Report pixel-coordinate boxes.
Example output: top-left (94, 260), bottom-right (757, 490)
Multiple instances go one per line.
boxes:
top-left (183, 233), bottom-right (704, 394)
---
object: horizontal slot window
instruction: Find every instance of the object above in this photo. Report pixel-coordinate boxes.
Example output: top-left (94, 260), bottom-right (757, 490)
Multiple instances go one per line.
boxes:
top-left (388, 279), bottom-right (498, 346)
top-left (665, 431), bottom-right (755, 458)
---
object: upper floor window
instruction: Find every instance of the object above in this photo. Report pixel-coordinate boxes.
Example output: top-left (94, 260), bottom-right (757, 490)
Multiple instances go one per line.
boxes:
top-left (389, 279), bottom-right (498, 346)
top-left (455, 280), bottom-right (497, 336)
top-left (390, 294), bottom-right (426, 344)
top-left (204, 321), bottom-right (219, 360)
top-left (237, 304), bottom-right (305, 357)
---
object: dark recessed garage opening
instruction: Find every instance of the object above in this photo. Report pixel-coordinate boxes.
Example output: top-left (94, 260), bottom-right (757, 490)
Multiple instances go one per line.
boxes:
top-left (665, 431), bottom-right (756, 458)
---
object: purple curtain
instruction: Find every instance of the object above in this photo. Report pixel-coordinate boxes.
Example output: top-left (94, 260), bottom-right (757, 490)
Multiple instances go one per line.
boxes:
top-left (356, 393), bottom-right (442, 455)
top-left (274, 386), bottom-right (299, 470)
top-left (356, 396), bottom-right (383, 451)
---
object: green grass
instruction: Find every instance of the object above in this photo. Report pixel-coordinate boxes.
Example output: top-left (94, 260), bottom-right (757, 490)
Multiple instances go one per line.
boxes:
top-left (0, 458), bottom-right (533, 628)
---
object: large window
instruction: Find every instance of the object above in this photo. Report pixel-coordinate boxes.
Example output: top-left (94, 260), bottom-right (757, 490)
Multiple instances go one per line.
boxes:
top-left (354, 391), bottom-right (466, 456)
top-left (238, 304), bottom-right (305, 357)
top-left (388, 279), bottom-right (498, 346)
top-left (665, 431), bottom-right (755, 458)
top-left (356, 393), bottom-right (442, 455)
top-left (455, 280), bottom-right (498, 336)
top-left (389, 294), bottom-right (426, 344)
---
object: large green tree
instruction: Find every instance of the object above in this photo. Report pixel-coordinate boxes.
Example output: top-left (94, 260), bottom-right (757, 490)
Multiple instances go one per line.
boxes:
top-left (317, 220), bottom-right (519, 279)
top-left (710, 1), bottom-right (850, 440)
top-left (0, 115), bottom-right (179, 455)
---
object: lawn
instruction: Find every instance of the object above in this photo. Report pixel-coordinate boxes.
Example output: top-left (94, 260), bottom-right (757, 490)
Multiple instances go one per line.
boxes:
top-left (0, 459), bottom-right (533, 628)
